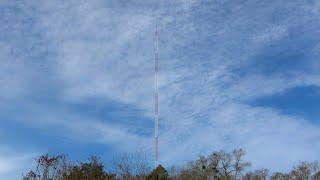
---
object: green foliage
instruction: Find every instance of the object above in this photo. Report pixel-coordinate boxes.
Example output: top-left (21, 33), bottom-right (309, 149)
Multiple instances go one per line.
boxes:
top-left (23, 155), bottom-right (115, 180)
top-left (146, 165), bottom-right (168, 180)
top-left (65, 156), bottom-right (116, 180)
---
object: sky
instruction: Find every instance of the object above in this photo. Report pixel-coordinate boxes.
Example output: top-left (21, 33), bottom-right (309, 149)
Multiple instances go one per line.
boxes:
top-left (1, 0), bottom-right (320, 179)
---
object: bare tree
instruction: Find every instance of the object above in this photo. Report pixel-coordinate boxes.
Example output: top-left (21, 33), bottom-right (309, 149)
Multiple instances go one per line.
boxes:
top-left (173, 149), bottom-right (250, 180)
top-left (167, 165), bottom-right (180, 180)
top-left (243, 169), bottom-right (269, 180)
top-left (113, 152), bottom-right (151, 180)
top-left (23, 149), bottom-right (320, 180)
top-left (270, 172), bottom-right (290, 180)
top-left (209, 149), bottom-right (251, 179)
top-left (313, 171), bottom-right (320, 180)
top-left (23, 154), bottom-right (70, 180)
top-left (289, 161), bottom-right (320, 180)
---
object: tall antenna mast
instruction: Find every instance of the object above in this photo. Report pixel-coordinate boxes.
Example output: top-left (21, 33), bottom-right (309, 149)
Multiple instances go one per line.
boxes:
top-left (153, 17), bottom-right (160, 168)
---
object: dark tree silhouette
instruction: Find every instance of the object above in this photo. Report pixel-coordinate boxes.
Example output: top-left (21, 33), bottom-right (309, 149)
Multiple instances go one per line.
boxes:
top-left (147, 165), bottom-right (168, 180)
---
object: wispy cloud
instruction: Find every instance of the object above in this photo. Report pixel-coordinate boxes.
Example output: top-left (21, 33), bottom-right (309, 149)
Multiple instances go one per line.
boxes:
top-left (0, 146), bottom-right (37, 180)
top-left (1, 0), bottom-right (320, 173)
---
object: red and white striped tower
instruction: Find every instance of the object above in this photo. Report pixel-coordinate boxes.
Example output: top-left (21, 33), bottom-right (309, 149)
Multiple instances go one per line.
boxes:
top-left (153, 22), bottom-right (159, 168)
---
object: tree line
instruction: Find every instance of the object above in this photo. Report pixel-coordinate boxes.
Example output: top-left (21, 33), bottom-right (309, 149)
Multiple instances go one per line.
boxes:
top-left (23, 149), bottom-right (320, 180)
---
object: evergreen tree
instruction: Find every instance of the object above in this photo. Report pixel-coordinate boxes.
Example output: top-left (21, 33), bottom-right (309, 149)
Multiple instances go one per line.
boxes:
top-left (147, 165), bottom-right (168, 180)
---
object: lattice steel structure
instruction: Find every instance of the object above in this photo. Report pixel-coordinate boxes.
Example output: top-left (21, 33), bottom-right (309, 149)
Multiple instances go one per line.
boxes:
top-left (153, 22), bottom-right (159, 168)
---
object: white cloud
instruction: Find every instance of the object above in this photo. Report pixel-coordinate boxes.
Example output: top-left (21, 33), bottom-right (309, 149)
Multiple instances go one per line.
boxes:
top-left (0, 146), bottom-right (37, 180)
top-left (1, 0), bottom-right (320, 172)
top-left (252, 25), bottom-right (288, 44)
top-left (160, 103), bottom-right (320, 171)
top-left (0, 42), bottom-right (31, 99)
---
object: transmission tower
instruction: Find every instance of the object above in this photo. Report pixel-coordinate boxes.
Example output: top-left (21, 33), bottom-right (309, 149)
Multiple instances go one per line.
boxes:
top-left (153, 22), bottom-right (159, 168)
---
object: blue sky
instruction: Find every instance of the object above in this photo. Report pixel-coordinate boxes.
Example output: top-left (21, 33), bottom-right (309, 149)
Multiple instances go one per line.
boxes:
top-left (1, 0), bottom-right (320, 178)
